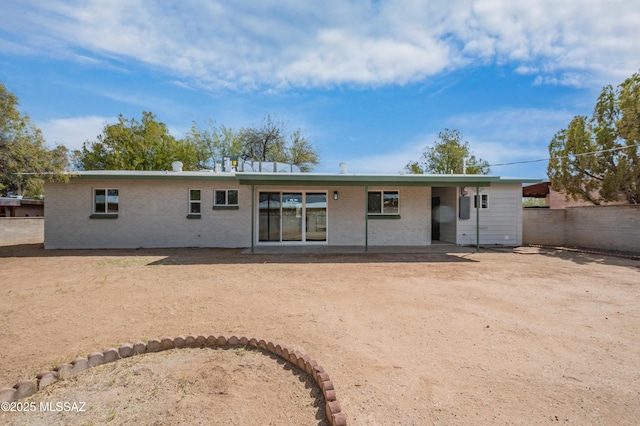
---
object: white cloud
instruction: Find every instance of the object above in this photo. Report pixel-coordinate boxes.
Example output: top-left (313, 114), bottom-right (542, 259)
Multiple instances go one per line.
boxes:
top-left (39, 116), bottom-right (112, 151)
top-left (2, 0), bottom-right (638, 89)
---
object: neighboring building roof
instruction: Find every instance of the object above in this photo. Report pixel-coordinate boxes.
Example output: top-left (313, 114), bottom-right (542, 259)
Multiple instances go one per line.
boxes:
top-left (0, 197), bottom-right (44, 206)
top-left (68, 170), bottom-right (542, 187)
top-left (522, 182), bottom-right (551, 198)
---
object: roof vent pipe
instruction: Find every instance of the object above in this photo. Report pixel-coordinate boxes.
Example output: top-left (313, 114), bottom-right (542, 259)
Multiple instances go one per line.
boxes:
top-left (339, 162), bottom-right (348, 174)
top-left (171, 161), bottom-right (183, 172)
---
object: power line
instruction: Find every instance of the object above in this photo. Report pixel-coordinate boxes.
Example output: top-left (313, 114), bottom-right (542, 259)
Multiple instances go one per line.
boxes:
top-left (488, 143), bottom-right (640, 167)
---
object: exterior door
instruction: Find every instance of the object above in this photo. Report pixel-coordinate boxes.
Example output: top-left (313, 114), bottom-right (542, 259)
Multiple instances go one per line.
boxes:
top-left (431, 196), bottom-right (440, 241)
top-left (258, 191), bottom-right (327, 243)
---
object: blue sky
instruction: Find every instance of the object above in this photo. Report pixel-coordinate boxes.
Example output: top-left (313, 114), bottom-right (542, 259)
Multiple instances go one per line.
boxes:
top-left (1, 1), bottom-right (638, 178)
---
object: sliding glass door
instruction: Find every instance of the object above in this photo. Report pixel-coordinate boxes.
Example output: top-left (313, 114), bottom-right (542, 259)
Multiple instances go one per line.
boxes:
top-left (258, 192), bottom-right (281, 242)
top-left (258, 191), bottom-right (327, 243)
top-left (305, 193), bottom-right (326, 241)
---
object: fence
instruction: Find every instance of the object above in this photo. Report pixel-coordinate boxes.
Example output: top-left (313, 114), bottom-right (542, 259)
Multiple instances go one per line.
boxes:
top-left (523, 205), bottom-right (640, 253)
top-left (0, 217), bottom-right (44, 246)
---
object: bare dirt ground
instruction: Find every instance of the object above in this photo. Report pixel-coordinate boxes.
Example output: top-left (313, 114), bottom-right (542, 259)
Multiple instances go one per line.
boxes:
top-left (0, 244), bottom-right (639, 425)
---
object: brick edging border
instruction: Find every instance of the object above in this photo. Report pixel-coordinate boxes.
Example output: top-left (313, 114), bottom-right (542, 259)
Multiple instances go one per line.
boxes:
top-left (0, 335), bottom-right (347, 426)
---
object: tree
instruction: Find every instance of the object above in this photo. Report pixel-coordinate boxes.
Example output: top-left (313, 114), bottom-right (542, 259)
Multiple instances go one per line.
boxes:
top-left (405, 129), bottom-right (490, 174)
top-left (187, 114), bottom-right (320, 172)
top-left (183, 119), bottom-right (243, 170)
top-left (0, 82), bottom-right (68, 198)
top-left (73, 112), bottom-right (200, 171)
top-left (548, 71), bottom-right (640, 204)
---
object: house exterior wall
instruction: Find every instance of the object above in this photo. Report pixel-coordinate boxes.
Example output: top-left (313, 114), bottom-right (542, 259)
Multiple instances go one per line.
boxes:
top-left (367, 186), bottom-right (431, 245)
top-left (456, 184), bottom-right (523, 246)
top-left (253, 185), bottom-right (431, 246)
top-left (45, 179), bottom-right (250, 249)
top-left (45, 177), bottom-right (526, 249)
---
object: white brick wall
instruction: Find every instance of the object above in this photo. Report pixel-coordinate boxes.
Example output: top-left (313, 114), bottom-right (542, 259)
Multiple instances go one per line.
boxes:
top-left (45, 179), bottom-right (251, 249)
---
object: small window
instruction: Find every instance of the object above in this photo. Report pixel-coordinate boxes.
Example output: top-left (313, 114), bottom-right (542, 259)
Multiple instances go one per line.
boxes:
top-left (189, 189), bottom-right (201, 215)
top-left (214, 189), bottom-right (239, 206)
top-left (368, 190), bottom-right (399, 215)
top-left (474, 194), bottom-right (489, 209)
top-left (94, 188), bottom-right (118, 215)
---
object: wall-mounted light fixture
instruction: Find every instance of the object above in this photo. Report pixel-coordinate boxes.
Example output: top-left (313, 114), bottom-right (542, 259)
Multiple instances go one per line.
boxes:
top-left (333, 191), bottom-right (338, 200)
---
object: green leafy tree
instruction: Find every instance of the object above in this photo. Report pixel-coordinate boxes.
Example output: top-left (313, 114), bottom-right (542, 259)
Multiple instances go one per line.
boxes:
top-left (548, 71), bottom-right (640, 204)
top-left (73, 112), bottom-right (200, 171)
top-left (405, 129), bottom-right (490, 174)
top-left (183, 119), bottom-right (243, 169)
top-left (0, 82), bottom-right (68, 198)
top-left (187, 114), bottom-right (320, 171)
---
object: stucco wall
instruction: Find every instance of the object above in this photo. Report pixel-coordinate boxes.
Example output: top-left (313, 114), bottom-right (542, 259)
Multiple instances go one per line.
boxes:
top-left (523, 205), bottom-right (640, 252)
top-left (0, 217), bottom-right (44, 246)
top-left (45, 179), bottom-right (251, 249)
top-left (457, 184), bottom-right (523, 246)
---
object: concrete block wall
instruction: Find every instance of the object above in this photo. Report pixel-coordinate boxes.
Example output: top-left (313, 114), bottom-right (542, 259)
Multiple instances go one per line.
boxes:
top-left (367, 186), bottom-right (431, 246)
top-left (522, 209), bottom-right (566, 246)
top-left (565, 205), bottom-right (640, 252)
top-left (45, 179), bottom-right (251, 249)
top-left (327, 186), bottom-right (366, 246)
top-left (523, 205), bottom-right (640, 253)
top-left (0, 218), bottom-right (44, 246)
top-left (253, 185), bottom-right (431, 246)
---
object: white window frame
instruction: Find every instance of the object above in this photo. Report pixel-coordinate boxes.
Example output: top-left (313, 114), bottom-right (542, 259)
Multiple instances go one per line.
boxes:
top-left (189, 189), bottom-right (202, 215)
top-left (367, 190), bottom-right (400, 215)
top-left (93, 188), bottom-right (119, 215)
top-left (214, 189), bottom-right (239, 206)
top-left (474, 193), bottom-right (489, 209)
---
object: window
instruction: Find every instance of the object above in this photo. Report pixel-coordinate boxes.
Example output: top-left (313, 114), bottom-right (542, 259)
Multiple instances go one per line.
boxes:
top-left (474, 193), bottom-right (489, 209)
top-left (368, 190), bottom-right (399, 215)
top-left (189, 189), bottom-right (201, 216)
top-left (93, 188), bottom-right (118, 217)
top-left (213, 189), bottom-right (239, 209)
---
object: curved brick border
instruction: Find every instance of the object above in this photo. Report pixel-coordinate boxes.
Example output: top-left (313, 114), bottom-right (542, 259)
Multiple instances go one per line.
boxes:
top-left (0, 335), bottom-right (347, 426)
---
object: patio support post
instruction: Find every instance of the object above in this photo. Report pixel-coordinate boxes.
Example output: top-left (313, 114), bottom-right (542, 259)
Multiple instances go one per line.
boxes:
top-left (365, 185), bottom-right (369, 252)
top-left (476, 185), bottom-right (480, 253)
top-left (251, 184), bottom-right (255, 253)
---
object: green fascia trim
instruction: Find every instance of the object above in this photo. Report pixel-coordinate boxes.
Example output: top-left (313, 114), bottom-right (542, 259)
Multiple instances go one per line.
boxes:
top-left (186, 214), bottom-right (202, 219)
top-left (90, 214), bottom-right (118, 219)
top-left (367, 214), bottom-right (401, 219)
top-left (236, 173), bottom-right (503, 187)
top-left (73, 172), bottom-right (237, 181)
top-left (212, 205), bottom-right (239, 210)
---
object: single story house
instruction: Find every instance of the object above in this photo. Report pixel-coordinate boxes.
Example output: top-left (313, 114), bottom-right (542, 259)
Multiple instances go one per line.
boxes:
top-left (43, 166), bottom-right (540, 250)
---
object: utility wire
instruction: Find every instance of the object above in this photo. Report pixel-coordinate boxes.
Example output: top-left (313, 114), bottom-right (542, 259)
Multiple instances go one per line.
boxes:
top-left (488, 143), bottom-right (640, 167)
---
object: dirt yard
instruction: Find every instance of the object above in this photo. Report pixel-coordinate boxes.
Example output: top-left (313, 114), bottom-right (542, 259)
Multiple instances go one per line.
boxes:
top-left (0, 244), bottom-right (639, 425)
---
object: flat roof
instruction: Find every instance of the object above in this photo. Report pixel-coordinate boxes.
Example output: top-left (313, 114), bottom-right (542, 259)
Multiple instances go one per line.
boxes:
top-left (67, 170), bottom-right (542, 187)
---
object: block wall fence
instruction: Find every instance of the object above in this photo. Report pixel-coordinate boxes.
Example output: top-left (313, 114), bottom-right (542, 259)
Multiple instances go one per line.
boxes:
top-left (0, 218), bottom-right (44, 246)
top-left (523, 205), bottom-right (640, 253)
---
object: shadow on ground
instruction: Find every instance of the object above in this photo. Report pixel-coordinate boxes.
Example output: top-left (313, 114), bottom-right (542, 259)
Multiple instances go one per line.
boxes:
top-left (0, 244), bottom-right (478, 264)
